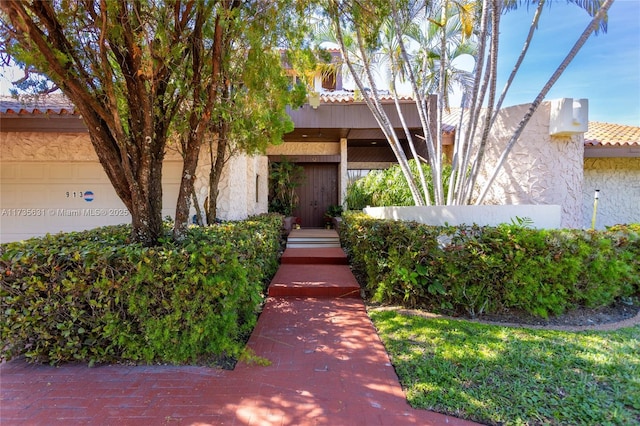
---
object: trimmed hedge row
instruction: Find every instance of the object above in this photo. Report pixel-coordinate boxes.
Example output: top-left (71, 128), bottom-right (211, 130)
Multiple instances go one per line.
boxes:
top-left (340, 212), bottom-right (640, 318)
top-left (0, 214), bottom-right (283, 366)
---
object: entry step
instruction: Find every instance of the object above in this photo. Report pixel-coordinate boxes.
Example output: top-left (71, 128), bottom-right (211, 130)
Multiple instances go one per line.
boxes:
top-left (281, 248), bottom-right (348, 265)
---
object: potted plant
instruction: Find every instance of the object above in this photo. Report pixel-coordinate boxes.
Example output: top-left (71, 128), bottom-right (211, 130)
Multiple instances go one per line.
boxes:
top-left (324, 204), bottom-right (343, 229)
top-left (268, 159), bottom-right (305, 234)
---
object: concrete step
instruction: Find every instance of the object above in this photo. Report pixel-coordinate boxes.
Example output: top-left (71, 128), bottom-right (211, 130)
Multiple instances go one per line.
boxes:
top-left (268, 264), bottom-right (361, 298)
top-left (286, 241), bottom-right (341, 248)
top-left (286, 228), bottom-right (341, 249)
top-left (281, 248), bottom-right (348, 265)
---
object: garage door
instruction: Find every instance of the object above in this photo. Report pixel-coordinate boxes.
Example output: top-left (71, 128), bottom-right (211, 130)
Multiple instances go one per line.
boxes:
top-left (0, 161), bottom-right (182, 243)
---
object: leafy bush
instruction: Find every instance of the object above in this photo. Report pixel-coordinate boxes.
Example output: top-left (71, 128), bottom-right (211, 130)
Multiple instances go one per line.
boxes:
top-left (268, 159), bottom-right (305, 216)
top-left (340, 212), bottom-right (640, 318)
top-left (0, 214), bottom-right (283, 366)
top-left (345, 160), bottom-right (452, 210)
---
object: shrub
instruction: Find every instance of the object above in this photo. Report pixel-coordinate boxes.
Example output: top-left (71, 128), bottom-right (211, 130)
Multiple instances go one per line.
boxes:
top-left (340, 212), bottom-right (639, 318)
top-left (345, 160), bottom-right (452, 210)
top-left (0, 214), bottom-right (282, 366)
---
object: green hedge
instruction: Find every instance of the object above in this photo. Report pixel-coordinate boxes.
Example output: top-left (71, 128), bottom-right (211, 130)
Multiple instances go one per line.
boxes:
top-left (0, 214), bottom-right (283, 366)
top-left (340, 212), bottom-right (640, 318)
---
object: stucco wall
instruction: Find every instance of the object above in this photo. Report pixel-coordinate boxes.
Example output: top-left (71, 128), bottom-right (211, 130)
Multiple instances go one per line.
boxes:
top-left (364, 205), bottom-right (562, 229)
top-left (473, 102), bottom-right (584, 228)
top-left (266, 141), bottom-right (340, 156)
top-left (191, 143), bottom-right (268, 222)
top-left (1, 133), bottom-right (265, 240)
top-left (0, 132), bottom-right (180, 241)
top-left (210, 153), bottom-right (268, 221)
top-left (1, 132), bottom-right (97, 161)
top-left (583, 157), bottom-right (640, 229)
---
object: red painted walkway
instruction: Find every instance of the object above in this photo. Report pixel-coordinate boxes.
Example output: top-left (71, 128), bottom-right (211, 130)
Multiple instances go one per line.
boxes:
top-left (0, 231), bottom-right (478, 425)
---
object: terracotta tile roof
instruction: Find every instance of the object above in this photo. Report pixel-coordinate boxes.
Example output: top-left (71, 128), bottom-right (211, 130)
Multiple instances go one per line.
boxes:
top-left (584, 121), bottom-right (640, 147)
top-left (3, 94), bottom-right (636, 148)
top-left (0, 94), bottom-right (78, 115)
top-left (319, 90), bottom-right (413, 104)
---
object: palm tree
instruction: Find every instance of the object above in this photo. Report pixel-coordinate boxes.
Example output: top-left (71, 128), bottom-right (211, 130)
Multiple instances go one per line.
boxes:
top-left (475, 0), bottom-right (614, 204)
top-left (318, 0), bottom-right (612, 207)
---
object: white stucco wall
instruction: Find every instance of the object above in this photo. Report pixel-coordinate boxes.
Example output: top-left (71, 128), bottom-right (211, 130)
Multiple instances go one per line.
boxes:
top-left (364, 205), bottom-right (562, 229)
top-left (0, 132), bottom-right (266, 241)
top-left (210, 153), bottom-right (268, 221)
top-left (583, 157), bottom-right (640, 229)
top-left (473, 102), bottom-right (584, 228)
top-left (191, 143), bottom-right (268, 222)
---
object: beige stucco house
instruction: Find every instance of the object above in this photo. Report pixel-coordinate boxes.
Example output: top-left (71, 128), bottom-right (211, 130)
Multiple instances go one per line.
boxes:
top-left (582, 122), bottom-right (640, 229)
top-left (1, 94), bottom-right (638, 242)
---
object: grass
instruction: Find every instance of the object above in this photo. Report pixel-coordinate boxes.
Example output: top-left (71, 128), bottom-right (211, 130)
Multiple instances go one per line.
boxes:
top-left (369, 309), bottom-right (640, 426)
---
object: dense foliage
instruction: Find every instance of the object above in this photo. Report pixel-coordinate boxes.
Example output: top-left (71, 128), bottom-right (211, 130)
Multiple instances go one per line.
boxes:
top-left (341, 213), bottom-right (640, 318)
top-left (345, 161), bottom-right (452, 210)
top-left (268, 159), bottom-right (305, 216)
top-left (0, 214), bottom-right (283, 366)
top-left (1, 1), bottom-right (309, 244)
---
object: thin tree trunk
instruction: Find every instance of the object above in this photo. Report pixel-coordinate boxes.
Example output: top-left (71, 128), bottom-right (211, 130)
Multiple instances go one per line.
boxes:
top-left (173, 136), bottom-right (200, 239)
top-left (390, 0), bottom-right (436, 205)
top-left (475, 0), bottom-right (615, 204)
top-left (207, 129), bottom-right (228, 224)
top-left (173, 8), bottom-right (208, 240)
top-left (191, 186), bottom-right (204, 226)
top-left (330, 4), bottom-right (425, 206)
top-left (490, 0), bottom-right (545, 127)
top-left (463, 0), bottom-right (500, 204)
top-left (388, 47), bottom-right (431, 205)
top-left (452, 0), bottom-right (490, 204)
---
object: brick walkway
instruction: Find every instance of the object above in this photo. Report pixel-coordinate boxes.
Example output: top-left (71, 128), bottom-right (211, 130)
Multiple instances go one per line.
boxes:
top-left (1, 230), bottom-right (477, 425)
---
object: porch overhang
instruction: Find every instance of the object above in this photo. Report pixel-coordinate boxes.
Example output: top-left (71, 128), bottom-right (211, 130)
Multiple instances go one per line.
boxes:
top-left (284, 101), bottom-right (425, 143)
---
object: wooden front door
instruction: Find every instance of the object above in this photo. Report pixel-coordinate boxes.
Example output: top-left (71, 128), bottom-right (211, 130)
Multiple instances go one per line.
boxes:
top-left (293, 163), bottom-right (338, 228)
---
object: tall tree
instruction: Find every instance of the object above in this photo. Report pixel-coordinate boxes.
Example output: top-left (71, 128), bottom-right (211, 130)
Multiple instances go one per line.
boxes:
top-left (170, 1), bottom-right (307, 236)
top-left (0, 0), bottom-right (307, 244)
top-left (319, 0), bottom-right (612, 206)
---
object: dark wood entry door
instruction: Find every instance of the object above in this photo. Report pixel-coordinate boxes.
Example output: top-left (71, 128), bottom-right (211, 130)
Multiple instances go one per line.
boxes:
top-left (293, 163), bottom-right (338, 228)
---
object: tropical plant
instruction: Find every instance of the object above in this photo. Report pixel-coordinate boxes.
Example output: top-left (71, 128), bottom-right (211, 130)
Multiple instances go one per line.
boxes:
top-left (324, 204), bottom-right (344, 226)
top-left (345, 160), bottom-right (452, 210)
top-left (316, 0), bottom-right (613, 207)
top-left (268, 159), bottom-right (305, 217)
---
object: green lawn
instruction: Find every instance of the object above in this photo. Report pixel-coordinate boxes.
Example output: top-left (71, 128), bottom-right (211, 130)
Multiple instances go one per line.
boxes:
top-left (369, 309), bottom-right (640, 425)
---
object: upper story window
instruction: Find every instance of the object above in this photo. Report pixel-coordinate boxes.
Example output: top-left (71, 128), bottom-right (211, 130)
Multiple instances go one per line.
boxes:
top-left (322, 72), bottom-right (336, 91)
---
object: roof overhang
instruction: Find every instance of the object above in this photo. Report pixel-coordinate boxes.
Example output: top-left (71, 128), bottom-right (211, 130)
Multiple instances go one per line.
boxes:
top-left (0, 114), bottom-right (88, 133)
top-left (284, 101), bottom-right (425, 143)
top-left (584, 145), bottom-right (640, 158)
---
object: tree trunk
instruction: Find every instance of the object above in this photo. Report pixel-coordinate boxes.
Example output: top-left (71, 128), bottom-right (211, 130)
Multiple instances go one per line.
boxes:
top-left (82, 110), bottom-right (165, 246)
top-left (207, 129), bottom-right (229, 224)
top-left (475, 0), bottom-right (615, 204)
top-left (173, 134), bottom-right (201, 240)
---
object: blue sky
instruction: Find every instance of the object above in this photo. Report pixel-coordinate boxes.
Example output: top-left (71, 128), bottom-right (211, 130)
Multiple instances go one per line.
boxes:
top-left (497, 0), bottom-right (640, 125)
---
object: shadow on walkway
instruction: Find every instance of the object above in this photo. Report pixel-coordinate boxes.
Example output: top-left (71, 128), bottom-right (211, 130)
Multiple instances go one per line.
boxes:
top-left (0, 229), bottom-right (477, 425)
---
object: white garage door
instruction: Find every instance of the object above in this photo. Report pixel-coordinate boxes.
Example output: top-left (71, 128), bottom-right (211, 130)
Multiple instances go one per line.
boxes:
top-left (0, 161), bottom-right (182, 243)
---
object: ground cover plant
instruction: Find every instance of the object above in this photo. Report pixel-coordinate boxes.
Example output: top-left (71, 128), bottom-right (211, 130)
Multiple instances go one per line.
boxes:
top-left (340, 212), bottom-right (640, 318)
top-left (0, 214), bottom-right (283, 366)
top-left (370, 309), bottom-right (640, 425)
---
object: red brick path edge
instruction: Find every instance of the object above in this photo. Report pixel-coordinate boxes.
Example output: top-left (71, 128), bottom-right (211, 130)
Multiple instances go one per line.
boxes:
top-left (1, 246), bottom-right (480, 425)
